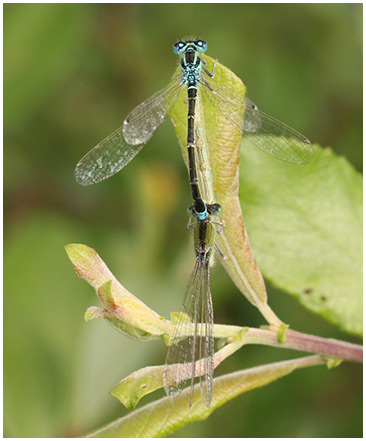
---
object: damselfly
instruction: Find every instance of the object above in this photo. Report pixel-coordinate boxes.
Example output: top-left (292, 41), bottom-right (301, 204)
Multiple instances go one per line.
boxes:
top-left (163, 202), bottom-right (223, 408)
top-left (75, 40), bottom-right (313, 207)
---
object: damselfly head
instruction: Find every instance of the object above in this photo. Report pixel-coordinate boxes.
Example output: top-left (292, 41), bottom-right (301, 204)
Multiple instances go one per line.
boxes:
top-left (173, 39), bottom-right (207, 55)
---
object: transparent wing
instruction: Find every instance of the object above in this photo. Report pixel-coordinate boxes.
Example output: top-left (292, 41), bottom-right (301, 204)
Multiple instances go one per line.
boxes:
top-left (75, 76), bottom-right (183, 186)
top-left (163, 260), bottom-right (198, 399)
top-left (163, 255), bottom-right (214, 408)
top-left (200, 74), bottom-right (245, 131)
top-left (199, 259), bottom-right (214, 408)
top-left (75, 127), bottom-right (144, 186)
top-left (123, 74), bottom-right (183, 145)
top-left (200, 73), bottom-right (313, 164)
top-left (242, 97), bottom-right (313, 164)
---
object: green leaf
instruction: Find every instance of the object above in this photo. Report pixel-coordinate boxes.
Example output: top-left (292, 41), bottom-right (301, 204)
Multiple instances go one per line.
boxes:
top-left (85, 356), bottom-right (324, 437)
top-left (65, 244), bottom-right (171, 339)
top-left (110, 333), bottom-right (245, 409)
top-left (239, 144), bottom-right (362, 336)
top-left (168, 56), bottom-right (281, 326)
top-left (110, 365), bottom-right (165, 410)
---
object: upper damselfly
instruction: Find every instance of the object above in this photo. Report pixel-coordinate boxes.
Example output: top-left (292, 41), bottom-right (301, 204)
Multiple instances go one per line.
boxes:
top-left (75, 39), bottom-right (313, 205)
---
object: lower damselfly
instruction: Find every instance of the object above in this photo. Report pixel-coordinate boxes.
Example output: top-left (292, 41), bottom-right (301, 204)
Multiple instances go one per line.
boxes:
top-left (163, 202), bottom-right (223, 408)
top-left (75, 39), bottom-right (313, 214)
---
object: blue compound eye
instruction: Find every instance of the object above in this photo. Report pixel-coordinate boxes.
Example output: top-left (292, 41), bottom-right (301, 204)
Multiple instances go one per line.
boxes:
top-left (173, 41), bottom-right (186, 54)
top-left (195, 40), bottom-right (207, 53)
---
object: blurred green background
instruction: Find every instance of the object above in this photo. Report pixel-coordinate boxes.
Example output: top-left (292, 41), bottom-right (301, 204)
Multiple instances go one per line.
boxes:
top-left (4, 4), bottom-right (362, 437)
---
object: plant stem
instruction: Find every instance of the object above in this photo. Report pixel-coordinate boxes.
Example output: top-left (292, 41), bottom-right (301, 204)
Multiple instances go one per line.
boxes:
top-left (202, 323), bottom-right (362, 363)
top-left (275, 327), bottom-right (362, 362)
top-left (245, 326), bottom-right (362, 363)
top-left (174, 323), bottom-right (362, 363)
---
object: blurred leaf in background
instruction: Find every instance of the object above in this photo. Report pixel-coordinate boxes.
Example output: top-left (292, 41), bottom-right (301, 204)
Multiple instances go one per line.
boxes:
top-left (240, 144), bottom-right (362, 336)
top-left (4, 3), bottom-right (362, 437)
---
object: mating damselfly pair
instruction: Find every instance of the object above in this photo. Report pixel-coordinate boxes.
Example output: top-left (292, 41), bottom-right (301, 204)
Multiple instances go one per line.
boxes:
top-left (75, 39), bottom-right (313, 408)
